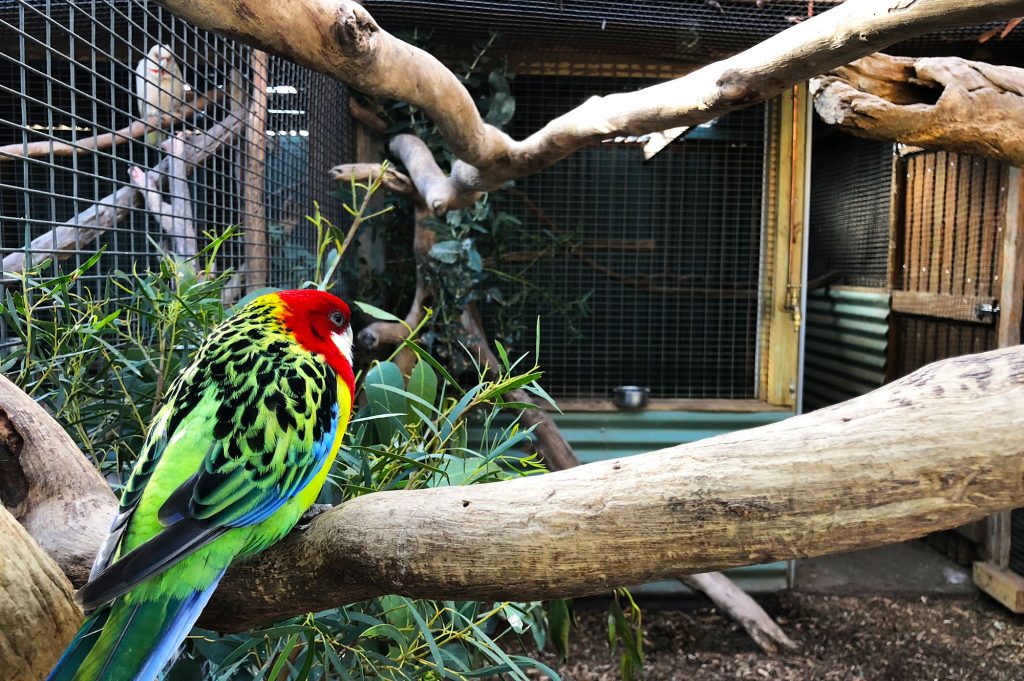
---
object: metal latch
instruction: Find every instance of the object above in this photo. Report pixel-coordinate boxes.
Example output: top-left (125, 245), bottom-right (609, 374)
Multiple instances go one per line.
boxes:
top-left (976, 302), bottom-right (1000, 321)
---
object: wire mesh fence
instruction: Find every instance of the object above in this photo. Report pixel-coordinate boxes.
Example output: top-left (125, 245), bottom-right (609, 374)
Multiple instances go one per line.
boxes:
top-left (363, 0), bottom-right (1024, 66)
top-left (490, 71), bottom-right (766, 400)
top-left (807, 131), bottom-right (893, 289)
top-left (0, 0), bottom-right (353, 353)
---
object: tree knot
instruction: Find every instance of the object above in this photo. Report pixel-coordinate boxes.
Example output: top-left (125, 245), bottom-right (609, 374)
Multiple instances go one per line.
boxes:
top-left (0, 408), bottom-right (29, 514)
top-left (333, 3), bottom-right (379, 57)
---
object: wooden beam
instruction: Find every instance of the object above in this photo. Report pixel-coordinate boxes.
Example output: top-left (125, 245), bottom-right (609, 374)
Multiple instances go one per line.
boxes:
top-left (890, 291), bottom-right (997, 324)
top-left (973, 561), bottom-right (1024, 612)
top-left (242, 50), bottom-right (270, 293)
top-left (998, 166), bottom-right (1024, 347)
top-left (765, 84), bottom-right (809, 408)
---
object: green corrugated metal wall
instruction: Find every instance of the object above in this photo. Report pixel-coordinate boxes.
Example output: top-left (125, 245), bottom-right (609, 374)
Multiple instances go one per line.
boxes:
top-left (553, 411), bottom-right (790, 464)
top-left (549, 409), bottom-right (793, 592)
top-left (803, 288), bottom-right (890, 412)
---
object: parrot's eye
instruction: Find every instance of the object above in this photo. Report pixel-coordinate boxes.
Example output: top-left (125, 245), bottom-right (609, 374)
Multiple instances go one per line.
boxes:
top-left (329, 311), bottom-right (347, 328)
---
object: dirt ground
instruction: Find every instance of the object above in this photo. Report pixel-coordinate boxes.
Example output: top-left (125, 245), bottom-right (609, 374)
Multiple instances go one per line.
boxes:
top-left (527, 593), bottom-right (1024, 680)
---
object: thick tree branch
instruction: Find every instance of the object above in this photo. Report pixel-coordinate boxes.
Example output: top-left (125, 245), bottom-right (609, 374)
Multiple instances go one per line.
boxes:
top-left (0, 507), bottom-right (82, 681)
top-left (8, 347), bottom-right (1024, 632)
top-left (812, 53), bottom-right (1024, 165)
top-left (153, 0), bottom-right (1024, 213)
top-left (205, 345), bottom-right (1024, 630)
top-left (0, 374), bottom-right (115, 586)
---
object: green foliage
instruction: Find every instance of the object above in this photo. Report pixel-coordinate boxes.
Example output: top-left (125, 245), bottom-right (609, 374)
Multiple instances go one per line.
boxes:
top-left (177, 351), bottom-right (561, 680)
top-left (607, 589), bottom-right (645, 681)
top-left (1, 215), bottom-right (563, 680)
top-left (1, 232), bottom-right (236, 479)
top-left (352, 32), bottom-right (589, 369)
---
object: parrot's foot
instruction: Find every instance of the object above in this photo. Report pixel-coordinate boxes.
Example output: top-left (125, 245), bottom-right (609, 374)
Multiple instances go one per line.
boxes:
top-left (297, 503), bottom-right (334, 530)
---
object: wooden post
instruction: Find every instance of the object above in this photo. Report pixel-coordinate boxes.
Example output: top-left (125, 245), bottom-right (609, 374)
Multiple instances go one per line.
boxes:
top-left (765, 84), bottom-right (809, 408)
top-left (976, 165), bottom-right (1024, 609)
top-left (242, 50), bottom-right (269, 292)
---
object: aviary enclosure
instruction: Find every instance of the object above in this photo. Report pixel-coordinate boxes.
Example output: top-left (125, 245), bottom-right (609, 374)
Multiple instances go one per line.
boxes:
top-left (2, 1), bottom-right (1024, 680)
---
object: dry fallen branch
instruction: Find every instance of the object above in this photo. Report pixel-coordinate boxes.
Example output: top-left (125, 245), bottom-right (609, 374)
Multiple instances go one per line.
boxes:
top-left (812, 52), bottom-right (1024, 165)
top-left (153, 0), bottom-right (1024, 213)
top-left (7, 347), bottom-right (1024, 632)
top-left (0, 87), bottom-right (223, 163)
top-left (680, 572), bottom-right (799, 654)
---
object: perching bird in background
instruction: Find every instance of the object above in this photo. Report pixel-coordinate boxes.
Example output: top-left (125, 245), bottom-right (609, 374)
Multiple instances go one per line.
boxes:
top-left (135, 44), bottom-right (186, 146)
top-left (48, 290), bottom-right (356, 681)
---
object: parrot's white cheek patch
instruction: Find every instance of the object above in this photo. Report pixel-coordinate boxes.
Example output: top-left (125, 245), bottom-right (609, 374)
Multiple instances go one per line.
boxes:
top-left (332, 327), bottom-right (354, 364)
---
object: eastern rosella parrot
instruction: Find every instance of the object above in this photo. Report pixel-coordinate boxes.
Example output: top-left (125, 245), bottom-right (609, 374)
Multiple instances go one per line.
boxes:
top-left (135, 44), bottom-right (186, 147)
top-left (48, 290), bottom-right (355, 681)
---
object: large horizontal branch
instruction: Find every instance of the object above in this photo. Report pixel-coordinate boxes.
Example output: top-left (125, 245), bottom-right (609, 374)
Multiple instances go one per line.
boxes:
top-left (812, 53), bottom-right (1024, 165)
top-left (203, 345), bottom-right (1024, 630)
top-left (8, 346), bottom-right (1024, 632)
top-left (154, 0), bottom-right (1024, 213)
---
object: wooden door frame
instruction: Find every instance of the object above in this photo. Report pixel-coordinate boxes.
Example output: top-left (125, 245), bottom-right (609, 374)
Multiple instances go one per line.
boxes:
top-left (976, 165), bottom-right (1024, 611)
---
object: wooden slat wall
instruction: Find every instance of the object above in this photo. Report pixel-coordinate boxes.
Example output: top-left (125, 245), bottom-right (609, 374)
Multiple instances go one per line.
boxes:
top-left (898, 152), bottom-right (1008, 298)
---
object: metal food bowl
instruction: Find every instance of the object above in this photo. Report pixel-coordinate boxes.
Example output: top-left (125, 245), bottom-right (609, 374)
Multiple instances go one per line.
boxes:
top-left (613, 385), bottom-right (650, 410)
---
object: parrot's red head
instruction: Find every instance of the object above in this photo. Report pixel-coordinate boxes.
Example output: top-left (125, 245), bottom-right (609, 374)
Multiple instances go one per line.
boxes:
top-left (275, 289), bottom-right (355, 392)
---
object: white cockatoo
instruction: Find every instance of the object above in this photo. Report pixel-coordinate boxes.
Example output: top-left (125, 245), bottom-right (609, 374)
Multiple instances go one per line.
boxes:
top-left (135, 44), bottom-right (186, 146)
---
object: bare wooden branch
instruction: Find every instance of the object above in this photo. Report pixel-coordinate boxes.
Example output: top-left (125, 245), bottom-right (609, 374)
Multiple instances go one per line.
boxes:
top-left (329, 162), bottom-right (416, 196)
top-left (389, 134), bottom-right (480, 214)
top-left (8, 347), bottom-right (1024, 632)
top-left (203, 345), bottom-right (1024, 630)
top-left (153, 0), bottom-right (1024, 213)
top-left (348, 98), bottom-right (388, 133)
top-left (2, 106), bottom-right (246, 275)
top-left (0, 88), bottom-right (224, 163)
top-left (812, 53), bottom-right (1024, 165)
top-left (128, 134), bottom-right (198, 258)
top-left (0, 374), bottom-right (115, 586)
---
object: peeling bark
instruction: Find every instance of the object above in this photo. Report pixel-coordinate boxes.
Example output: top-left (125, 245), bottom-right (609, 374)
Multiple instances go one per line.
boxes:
top-left (152, 0), bottom-right (1024, 213)
top-left (812, 53), bottom-right (1024, 164)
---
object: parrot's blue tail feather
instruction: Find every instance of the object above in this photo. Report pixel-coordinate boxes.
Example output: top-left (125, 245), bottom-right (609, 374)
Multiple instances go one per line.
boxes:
top-left (47, 570), bottom-right (225, 681)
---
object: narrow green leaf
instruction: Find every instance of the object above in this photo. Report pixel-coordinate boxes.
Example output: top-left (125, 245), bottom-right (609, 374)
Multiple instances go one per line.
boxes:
top-left (351, 300), bottom-right (404, 324)
top-left (549, 599), bottom-right (571, 662)
top-left (402, 341), bottom-right (463, 394)
top-left (266, 634), bottom-right (299, 681)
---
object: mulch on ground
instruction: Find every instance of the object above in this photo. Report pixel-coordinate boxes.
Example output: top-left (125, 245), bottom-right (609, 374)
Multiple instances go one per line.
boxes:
top-left (525, 593), bottom-right (1024, 680)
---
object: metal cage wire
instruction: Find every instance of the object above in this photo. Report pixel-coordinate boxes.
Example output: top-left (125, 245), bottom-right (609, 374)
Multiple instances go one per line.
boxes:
top-left (492, 71), bottom-right (766, 400)
top-left (0, 0), bottom-right (353, 354)
top-left (807, 131), bottom-right (893, 289)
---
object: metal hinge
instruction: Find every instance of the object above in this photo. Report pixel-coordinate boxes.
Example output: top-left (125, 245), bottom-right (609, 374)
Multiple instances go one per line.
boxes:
top-left (976, 302), bottom-right (1001, 321)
